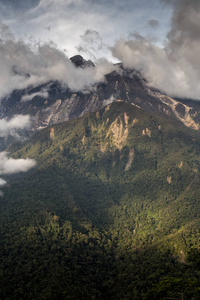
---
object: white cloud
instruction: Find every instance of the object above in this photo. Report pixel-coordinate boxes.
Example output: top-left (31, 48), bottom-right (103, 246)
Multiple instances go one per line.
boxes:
top-left (148, 19), bottom-right (159, 28)
top-left (0, 178), bottom-right (6, 186)
top-left (111, 37), bottom-right (185, 96)
top-left (0, 151), bottom-right (36, 196)
top-left (0, 152), bottom-right (36, 175)
top-left (1, 0), bottom-right (172, 60)
top-left (0, 177), bottom-right (6, 197)
top-left (36, 0), bottom-right (82, 8)
top-left (0, 0), bottom-right (199, 100)
top-left (103, 95), bottom-right (115, 106)
top-left (111, 0), bottom-right (200, 99)
top-left (21, 90), bottom-right (49, 102)
top-left (93, 59), bottom-right (117, 82)
top-left (77, 29), bottom-right (112, 61)
top-left (0, 115), bottom-right (31, 137)
top-left (0, 25), bottom-right (116, 99)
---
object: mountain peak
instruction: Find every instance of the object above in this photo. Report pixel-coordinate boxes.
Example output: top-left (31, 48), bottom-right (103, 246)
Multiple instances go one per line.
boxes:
top-left (70, 55), bottom-right (95, 68)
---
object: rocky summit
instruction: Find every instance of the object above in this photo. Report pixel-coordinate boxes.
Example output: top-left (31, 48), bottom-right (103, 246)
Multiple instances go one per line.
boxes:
top-left (1, 55), bottom-right (200, 151)
top-left (1, 56), bottom-right (200, 300)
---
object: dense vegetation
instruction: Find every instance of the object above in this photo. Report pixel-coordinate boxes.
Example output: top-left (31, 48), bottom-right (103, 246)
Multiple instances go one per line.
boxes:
top-left (1, 101), bottom-right (200, 299)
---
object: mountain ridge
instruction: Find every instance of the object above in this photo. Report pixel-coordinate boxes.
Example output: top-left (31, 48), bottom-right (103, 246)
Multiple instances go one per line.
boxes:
top-left (1, 55), bottom-right (200, 152)
top-left (1, 101), bottom-right (200, 299)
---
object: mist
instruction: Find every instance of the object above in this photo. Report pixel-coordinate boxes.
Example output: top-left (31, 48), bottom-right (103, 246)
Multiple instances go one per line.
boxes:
top-left (0, 23), bottom-right (116, 100)
top-left (111, 0), bottom-right (200, 99)
top-left (1, 0), bottom-right (200, 101)
top-left (0, 152), bottom-right (36, 196)
top-left (0, 115), bottom-right (31, 137)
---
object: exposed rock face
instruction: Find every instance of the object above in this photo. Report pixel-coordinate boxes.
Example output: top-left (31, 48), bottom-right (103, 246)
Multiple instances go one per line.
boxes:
top-left (106, 113), bottom-right (129, 150)
top-left (158, 95), bottom-right (199, 130)
top-left (1, 55), bottom-right (200, 150)
top-left (167, 176), bottom-right (172, 184)
top-left (50, 127), bottom-right (55, 140)
top-left (70, 55), bottom-right (95, 68)
top-left (142, 128), bottom-right (151, 137)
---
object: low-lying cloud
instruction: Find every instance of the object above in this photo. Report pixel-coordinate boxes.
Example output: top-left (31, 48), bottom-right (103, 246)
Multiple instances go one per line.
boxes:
top-left (111, 0), bottom-right (200, 100)
top-left (0, 152), bottom-right (36, 175)
top-left (0, 151), bottom-right (36, 196)
top-left (0, 178), bottom-right (6, 196)
top-left (0, 114), bottom-right (31, 137)
top-left (103, 95), bottom-right (115, 106)
top-left (21, 90), bottom-right (49, 102)
top-left (0, 178), bottom-right (6, 186)
top-left (1, 0), bottom-right (199, 100)
top-left (0, 23), bottom-right (116, 100)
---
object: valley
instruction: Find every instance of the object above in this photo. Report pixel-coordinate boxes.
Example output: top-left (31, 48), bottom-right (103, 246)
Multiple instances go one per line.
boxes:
top-left (1, 101), bottom-right (200, 299)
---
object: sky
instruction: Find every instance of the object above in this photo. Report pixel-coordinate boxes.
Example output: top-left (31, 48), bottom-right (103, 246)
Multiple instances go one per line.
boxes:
top-left (0, 0), bottom-right (172, 58)
top-left (0, 0), bottom-right (200, 99)
top-left (0, 0), bottom-right (199, 193)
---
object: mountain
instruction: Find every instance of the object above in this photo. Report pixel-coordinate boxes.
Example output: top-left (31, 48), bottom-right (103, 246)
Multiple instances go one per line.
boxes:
top-left (1, 101), bottom-right (200, 299)
top-left (1, 55), bottom-right (200, 151)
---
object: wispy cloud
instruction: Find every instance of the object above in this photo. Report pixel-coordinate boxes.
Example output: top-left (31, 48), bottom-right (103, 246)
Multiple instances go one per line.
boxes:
top-left (0, 115), bottom-right (31, 137)
top-left (0, 0), bottom-right (199, 100)
top-left (111, 0), bottom-right (200, 99)
top-left (21, 90), bottom-right (49, 102)
top-left (148, 19), bottom-right (159, 28)
top-left (0, 151), bottom-right (36, 196)
top-left (77, 29), bottom-right (111, 61)
top-left (0, 178), bottom-right (6, 196)
top-left (1, 0), bottom-right (172, 58)
top-left (0, 24), bottom-right (115, 99)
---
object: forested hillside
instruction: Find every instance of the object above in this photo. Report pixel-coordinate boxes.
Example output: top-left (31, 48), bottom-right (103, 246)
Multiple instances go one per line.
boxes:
top-left (1, 101), bottom-right (200, 299)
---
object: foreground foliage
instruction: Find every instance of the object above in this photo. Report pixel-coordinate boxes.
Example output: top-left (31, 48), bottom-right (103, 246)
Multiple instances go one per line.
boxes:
top-left (1, 102), bottom-right (200, 299)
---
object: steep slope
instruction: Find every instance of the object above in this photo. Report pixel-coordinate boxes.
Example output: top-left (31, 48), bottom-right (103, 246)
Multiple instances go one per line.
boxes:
top-left (1, 102), bottom-right (200, 299)
top-left (1, 56), bottom-right (200, 152)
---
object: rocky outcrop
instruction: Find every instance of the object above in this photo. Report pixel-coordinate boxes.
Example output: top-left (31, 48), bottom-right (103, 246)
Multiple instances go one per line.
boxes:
top-left (1, 56), bottom-right (200, 151)
top-left (106, 113), bottom-right (129, 150)
top-left (70, 55), bottom-right (94, 68)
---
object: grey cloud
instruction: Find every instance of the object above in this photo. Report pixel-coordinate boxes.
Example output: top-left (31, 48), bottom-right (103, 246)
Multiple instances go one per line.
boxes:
top-left (28, 0), bottom-right (82, 18)
top-left (77, 29), bottom-right (109, 60)
top-left (0, 0), bottom-right (40, 11)
top-left (0, 115), bottom-right (31, 137)
top-left (111, 38), bottom-right (179, 94)
top-left (160, 0), bottom-right (175, 5)
top-left (0, 22), bottom-right (14, 40)
top-left (148, 19), bottom-right (159, 28)
top-left (2, 0), bottom-right (170, 59)
top-left (111, 0), bottom-right (200, 99)
top-left (79, 30), bottom-right (103, 51)
top-left (167, 0), bottom-right (200, 49)
top-left (0, 24), bottom-right (116, 99)
top-left (21, 90), bottom-right (49, 102)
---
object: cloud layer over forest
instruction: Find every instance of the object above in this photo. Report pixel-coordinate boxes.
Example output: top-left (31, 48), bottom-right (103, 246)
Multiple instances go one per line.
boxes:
top-left (0, 152), bottom-right (36, 196)
top-left (0, 115), bottom-right (31, 137)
